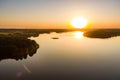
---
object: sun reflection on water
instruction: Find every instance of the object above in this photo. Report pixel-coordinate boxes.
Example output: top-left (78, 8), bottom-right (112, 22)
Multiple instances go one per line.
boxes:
top-left (73, 31), bottom-right (84, 39)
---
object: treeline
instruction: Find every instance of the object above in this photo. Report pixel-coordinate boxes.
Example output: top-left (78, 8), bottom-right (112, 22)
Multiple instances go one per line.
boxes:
top-left (83, 29), bottom-right (120, 38)
top-left (0, 29), bottom-right (86, 38)
top-left (0, 36), bottom-right (39, 61)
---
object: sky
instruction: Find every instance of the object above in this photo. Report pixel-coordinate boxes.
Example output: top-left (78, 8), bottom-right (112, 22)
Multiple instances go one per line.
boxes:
top-left (0, 0), bottom-right (120, 29)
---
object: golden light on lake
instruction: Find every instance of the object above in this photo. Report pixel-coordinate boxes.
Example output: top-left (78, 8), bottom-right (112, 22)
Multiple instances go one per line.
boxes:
top-left (71, 16), bottom-right (88, 29)
top-left (74, 31), bottom-right (84, 39)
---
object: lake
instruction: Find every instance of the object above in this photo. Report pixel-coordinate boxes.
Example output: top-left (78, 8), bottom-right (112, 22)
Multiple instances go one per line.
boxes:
top-left (0, 31), bottom-right (120, 80)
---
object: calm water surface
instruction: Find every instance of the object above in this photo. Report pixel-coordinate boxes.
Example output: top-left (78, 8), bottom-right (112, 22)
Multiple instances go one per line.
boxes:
top-left (0, 31), bottom-right (120, 80)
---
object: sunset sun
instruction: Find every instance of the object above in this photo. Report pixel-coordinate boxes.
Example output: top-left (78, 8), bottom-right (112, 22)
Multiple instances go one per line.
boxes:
top-left (71, 16), bottom-right (88, 29)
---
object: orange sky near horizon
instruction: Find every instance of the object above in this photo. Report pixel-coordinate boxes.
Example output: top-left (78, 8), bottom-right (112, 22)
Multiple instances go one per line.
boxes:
top-left (0, 0), bottom-right (120, 29)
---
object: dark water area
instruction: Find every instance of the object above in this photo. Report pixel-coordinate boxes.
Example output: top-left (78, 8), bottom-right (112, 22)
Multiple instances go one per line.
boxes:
top-left (0, 29), bottom-right (120, 80)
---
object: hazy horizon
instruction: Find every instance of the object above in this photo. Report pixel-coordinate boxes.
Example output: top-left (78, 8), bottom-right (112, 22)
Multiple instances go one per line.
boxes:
top-left (0, 0), bottom-right (120, 29)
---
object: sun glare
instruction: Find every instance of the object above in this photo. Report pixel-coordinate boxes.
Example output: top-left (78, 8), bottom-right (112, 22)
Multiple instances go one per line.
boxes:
top-left (71, 16), bottom-right (88, 29)
top-left (74, 31), bottom-right (84, 39)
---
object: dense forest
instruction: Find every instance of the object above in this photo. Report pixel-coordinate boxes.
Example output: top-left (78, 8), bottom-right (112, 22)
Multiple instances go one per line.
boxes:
top-left (0, 33), bottom-right (39, 61)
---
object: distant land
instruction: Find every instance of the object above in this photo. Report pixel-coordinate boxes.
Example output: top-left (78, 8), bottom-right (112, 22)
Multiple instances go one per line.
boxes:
top-left (83, 29), bottom-right (120, 38)
top-left (0, 28), bottom-right (120, 38)
top-left (0, 28), bottom-right (120, 61)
